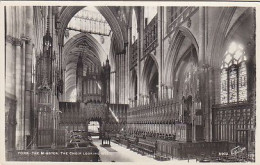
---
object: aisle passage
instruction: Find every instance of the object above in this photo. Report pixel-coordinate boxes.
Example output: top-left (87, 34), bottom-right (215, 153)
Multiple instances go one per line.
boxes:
top-left (92, 138), bottom-right (196, 162)
top-left (92, 138), bottom-right (157, 162)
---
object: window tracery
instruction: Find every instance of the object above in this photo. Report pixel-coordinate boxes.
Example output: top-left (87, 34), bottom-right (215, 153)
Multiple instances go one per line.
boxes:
top-left (220, 42), bottom-right (247, 104)
top-left (67, 7), bottom-right (111, 36)
top-left (132, 8), bottom-right (138, 43)
top-left (144, 6), bottom-right (157, 25)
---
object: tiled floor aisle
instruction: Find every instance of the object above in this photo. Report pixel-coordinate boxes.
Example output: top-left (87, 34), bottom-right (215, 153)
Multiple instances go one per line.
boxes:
top-left (92, 138), bottom-right (196, 162)
top-left (92, 138), bottom-right (157, 162)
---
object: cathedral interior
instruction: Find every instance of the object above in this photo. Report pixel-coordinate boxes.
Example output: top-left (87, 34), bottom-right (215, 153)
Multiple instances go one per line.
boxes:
top-left (4, 6), bottom-right (256, 162)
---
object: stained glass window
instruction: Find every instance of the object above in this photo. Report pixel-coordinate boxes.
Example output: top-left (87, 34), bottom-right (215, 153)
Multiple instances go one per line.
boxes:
top-left (220, 42), bottom-right (247, 104)
top-left (220, 69), bottom-right (228, 104)
top-left (239, 62), bottom-right (247, 101)
top-left (132, 8), bottom-right (138, 43)
top-left (144, 6), bottom-right (157, 24)
top-left (229, 66), bottom-right (237, 102)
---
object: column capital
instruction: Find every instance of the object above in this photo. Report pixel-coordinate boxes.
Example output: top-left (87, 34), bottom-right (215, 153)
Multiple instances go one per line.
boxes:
top-left (6, 35), bottom-right (22, 46)
top-left (21, 36), bottom-right (31, 42)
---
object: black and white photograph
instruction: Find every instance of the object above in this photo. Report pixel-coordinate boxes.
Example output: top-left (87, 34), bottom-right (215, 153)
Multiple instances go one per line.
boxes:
top-left (3, 1), bottom-right (257, 163)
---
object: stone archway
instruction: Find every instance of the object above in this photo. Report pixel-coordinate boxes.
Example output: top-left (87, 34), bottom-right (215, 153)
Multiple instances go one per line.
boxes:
top-left (142, 56), bottom-right (159, 104)
top-left (208, 7), bottom-right (237, 67)
top-left (129, 69), bottom-right (138, 105)
top-left (87, 119), bottom-right (103, 139)
top-left (58, 6), bottom-right (126, 52)
top-left (164, 26), bottom-right (199, 86)
top-left (173, 44), bottom-right (201, 142)
top-left (63, 33), bottom-right (106, 66)
top-left (63, 33), bottom-right (105, 101)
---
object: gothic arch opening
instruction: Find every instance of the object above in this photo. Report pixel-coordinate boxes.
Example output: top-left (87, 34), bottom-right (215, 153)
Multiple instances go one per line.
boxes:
top-left (63, 33), bottom-right (104, 102)
top-left (173, 44), bottom-right (201, 142)
top-left (213, 8), bottom-right (255, 107)
top-left (58, 6), bottom-right (126, 52)
top-left (131, 8), bottom-right (138, 43)
top-left (165, 27), bottom-right (199, 85)
top-left (88, 120), bottom-right (101, 138)
top-left (212, 8), bottom-right (255, 146)
top-left (142, 56), bottom-right (159, 104)
top-left (174, 45), bottom-right (198, 101)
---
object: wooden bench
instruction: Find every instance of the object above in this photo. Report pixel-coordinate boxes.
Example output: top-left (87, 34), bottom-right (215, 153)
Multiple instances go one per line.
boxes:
top-left (137, 138), bottom-right (156, 155)
top-left (155, 155), bottom-right (171, 161)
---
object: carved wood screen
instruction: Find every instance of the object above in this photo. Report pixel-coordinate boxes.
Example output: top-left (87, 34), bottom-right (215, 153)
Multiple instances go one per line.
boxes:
top-left (212, 103), bottom-right (255, 143)
top-left (37, 91), bottom-right (53, 148)
top-left (59, 102), bottom-right (106, 126)
top-left (107, 104), bottom-right (128, 133)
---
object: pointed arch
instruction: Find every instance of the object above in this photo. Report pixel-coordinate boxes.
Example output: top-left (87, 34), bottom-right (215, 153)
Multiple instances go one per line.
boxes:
top-left (58, 6), bottom-right (126, 52)
top-left (208, 7), bottom-right (237, 67)
top-left (63, 32), bottom-right (106, 68)
top-left (142, 56), bottom-right (159, 102)
top-left (164, 26), bottom-right (199, 86)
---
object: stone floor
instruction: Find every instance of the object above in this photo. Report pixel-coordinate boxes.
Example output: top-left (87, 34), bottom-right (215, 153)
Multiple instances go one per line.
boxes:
top-left (91, 137), bottom-right (196, 162)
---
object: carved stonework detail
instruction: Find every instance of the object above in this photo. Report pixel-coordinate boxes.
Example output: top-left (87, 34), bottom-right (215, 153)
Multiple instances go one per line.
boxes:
top-left (6, 35), bottom-right (15, 45)
top-left (64, 29), bottom-right (70, 38)
top-left (5, 96), bottom-right (17, 125)
top-left (6, 35), bottom-right (22, 46)
top-left (187, 18), bottom-right (191, 28)
top-left (77, 41), bottom-right (90, 49)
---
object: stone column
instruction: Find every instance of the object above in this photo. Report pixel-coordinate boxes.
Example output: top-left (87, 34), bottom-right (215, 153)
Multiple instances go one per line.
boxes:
top-left (123, 53), bottom-right (126, 104)
top-left (85, 120), bottom-right (89, 138)
top-left (76, 56), bottom-right (83, 102)
top-left (158, 7), bottom-right (163, 100)
top-left (122, 53), bottom-right (125, 104)
top-left (5, 8), bottom-right (16, 97)
top-left (5, 8), bottom-right (18, 150)
top-left (24, 6), bottom-right (34, 149)
top-left (15, 39), bottom-right (23, 150)
top-left (199, 7), bottom-right (210, 142)
top-left (127, 26), bottom-right (132, 105)
top-left (122, 54), bottom-right (124, 103)
top-left (63, 68), bottom-right (66, 101)
top-left (5, 7), bottom-right (23, 150)
top-left (137, 7), bottom-right (144, 105)
top-left (161, 84), bottom-right (164, 100)
top-left (115, 55), bottom-right (119, 104)
top-left (119, 54), bottom-right (122, 103)
top-left (18, 7), bottom-right (27, 150)
top-left (199, 7), bottom-right (205, 65)
top-left (192, 98), bottom-right (196, 142)
top-left (121, 54), bottom-right (124, 104)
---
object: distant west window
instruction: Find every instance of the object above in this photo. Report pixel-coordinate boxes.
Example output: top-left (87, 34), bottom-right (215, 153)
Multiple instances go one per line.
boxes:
top-left (132, 8), bottom-right (138, 43)
top-left (220, 42), bottom-right (247, 104)
top-left (144, 6), bottom-right (157, 25)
